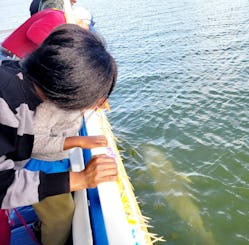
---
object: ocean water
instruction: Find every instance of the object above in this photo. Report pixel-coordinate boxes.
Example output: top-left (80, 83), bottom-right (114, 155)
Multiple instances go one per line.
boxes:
top-left (1, 0), bottom-right (249, 244)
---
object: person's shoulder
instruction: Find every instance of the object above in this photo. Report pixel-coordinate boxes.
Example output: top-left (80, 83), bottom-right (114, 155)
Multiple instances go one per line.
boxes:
top-left (42, 8), bottom-right (65, 18)
top-left (30, 0), bottom-right (40, 16)
top-left (37, 101), bottom-right (58, 112)
top-left (1, 60), bottom-right (21, 73)
top-left (0, 61), bottom-right (26, 112)
top-left (0, 60), bottom-right (21, 87)
top-left (31, 8), bottom-right (64, 19)
top-left (39, 0), bottom-right (64, 12)
top-left (37, 9), bottom-right (66, 23)
top-left (0, 60), bottom-right (41, 111)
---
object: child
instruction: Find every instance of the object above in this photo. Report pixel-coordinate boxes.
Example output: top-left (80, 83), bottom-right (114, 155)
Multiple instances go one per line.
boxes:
top-left (26, 101), bottom-right (108, 244)
top-left (24, 101), bottom-right (107, 245)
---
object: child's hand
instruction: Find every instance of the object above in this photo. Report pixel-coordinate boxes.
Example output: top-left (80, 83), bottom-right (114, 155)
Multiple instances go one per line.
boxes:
top-left (79, 135), bottom-right (107, 149)
top-left (99, 100), bottom-right (111, 111)
top-left (84, 154), bottom-right (117, 187)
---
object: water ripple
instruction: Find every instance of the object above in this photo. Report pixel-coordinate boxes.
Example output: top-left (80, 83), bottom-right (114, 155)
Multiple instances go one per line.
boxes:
top-left (86, 0), bottom-right (249, 244)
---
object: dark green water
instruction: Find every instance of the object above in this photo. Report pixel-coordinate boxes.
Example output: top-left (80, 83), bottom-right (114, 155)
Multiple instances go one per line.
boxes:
top-left (1, 0), bottom-right (249, 244)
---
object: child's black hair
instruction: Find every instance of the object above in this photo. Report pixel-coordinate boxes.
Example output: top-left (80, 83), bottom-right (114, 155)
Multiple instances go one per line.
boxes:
top-left (21, 24), bottom-right (117, 110)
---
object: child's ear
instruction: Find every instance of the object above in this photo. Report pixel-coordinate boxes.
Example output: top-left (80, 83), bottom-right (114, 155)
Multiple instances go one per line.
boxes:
top-left (33, 83), bottom-right (47, 101)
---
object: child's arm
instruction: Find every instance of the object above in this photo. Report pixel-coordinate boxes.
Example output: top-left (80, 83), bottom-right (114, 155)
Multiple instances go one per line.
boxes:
top-left (64, 135), bottom-right (107, 150)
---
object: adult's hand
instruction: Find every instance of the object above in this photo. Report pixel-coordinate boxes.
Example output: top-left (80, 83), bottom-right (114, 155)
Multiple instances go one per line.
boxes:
top-left (69, 154), bottom-right (118, 191)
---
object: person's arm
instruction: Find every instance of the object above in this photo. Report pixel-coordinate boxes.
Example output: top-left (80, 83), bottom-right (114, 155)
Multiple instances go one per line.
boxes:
top-left (64, 135), bottom-right (107, 150)
top-left (33, 103), bottom-right (107, 154)
top-left (32, 102), bottom-right (81, 156)
top-left (69, 154), bottom-right (118, 191)
top-left (33, 134), bottom-right (107, 156)
top-left (0, 101), bottom-right (69, 208)
top-left (0, 159), bottom-right (70, 209)
top-left (0, 154), bottom-right (117, 209)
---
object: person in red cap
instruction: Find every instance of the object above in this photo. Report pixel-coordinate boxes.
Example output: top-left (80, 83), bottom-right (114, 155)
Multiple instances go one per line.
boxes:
top-left (1, 6), bottom-right (94, 59)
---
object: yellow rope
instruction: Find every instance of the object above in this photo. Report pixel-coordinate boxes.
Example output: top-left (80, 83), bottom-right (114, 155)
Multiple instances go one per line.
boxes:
top-left (98, 110), bottom-right (165, 244)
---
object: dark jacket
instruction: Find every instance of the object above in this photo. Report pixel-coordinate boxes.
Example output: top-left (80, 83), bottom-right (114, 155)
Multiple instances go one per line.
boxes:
top-left (0, 60), bottom-right (70, 208)
top-left (29, 0), bottom-right (40, 15)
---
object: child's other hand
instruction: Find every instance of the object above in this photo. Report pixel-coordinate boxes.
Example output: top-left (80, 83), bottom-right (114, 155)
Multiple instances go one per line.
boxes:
top-left (80, 135), bottom-right (107, 149)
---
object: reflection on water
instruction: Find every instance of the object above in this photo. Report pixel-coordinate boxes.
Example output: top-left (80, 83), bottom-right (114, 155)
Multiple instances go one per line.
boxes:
top-left (1, 0), bottom-right (249, 244)
top-left (143, 145), bottom-right (217, 245)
